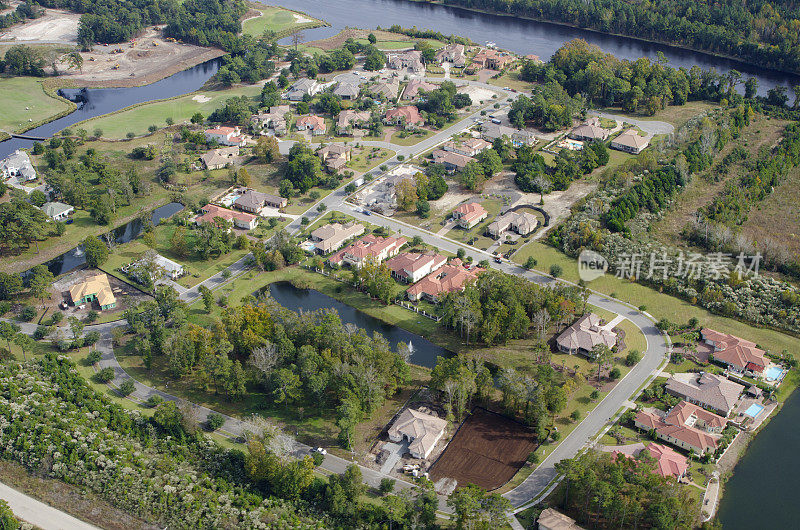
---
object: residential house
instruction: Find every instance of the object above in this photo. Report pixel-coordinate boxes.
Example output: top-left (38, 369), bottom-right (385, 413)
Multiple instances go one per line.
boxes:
top-left (316, 143), bottom-right (352, 173)
top-left (310, 222), bottom-right (365, 254)
top-left (41, 201), bottom-right (74, 221)
top-left (537, 508), bottom-right (584, 530)
top-left (387, 408), bottom-right (447, 459)
top-left (524, 54), bottom-right (542, 63)
top-left (296, 115), bottom-right (327, 136)
top-left (69, 273), bottom-right (117, 310)
top-left (285, 78), bottom-right (321, 101)
top-left (234, 189), bottom-right (287, 213)
top-left (384, 106), bottom-right (425, 128)
top-left (385, 251), bottom-right (447, 283)
top-left (204, 127), bottom-right (246, 147)
top-left (486, 210), bottom-right (538, 238)
top-left (701, 328), bottom-right (768, 376)
top-left (1, 150), bottom-right (36, 181)
top-left (333, 82), bottom-right (360, 100)
top-left (471, 48), bottom-right (514, 70)
top-left (569, 122), bottom-right (609, 142)
top-left (387, 50), bottom-right (424, 74)
top-left (336, 109), bottom-right (371, 132)
top-left (480, 124), bottom-right (536, 147)
top-left (402, 79), bottom-right (438, 101)
top-left (151, 253), bottom-right (186, 280)
top-left (328, 234), bottom-right (407, 268)
top-left (406, 258), bottom-right (483, 302)
top-left (435, 43), bottom-right (466, 67)
top-left (555, 313), bottom-right (617, 357)
top-left (442, 138), bottom-right (491, 157)
top-left (634, 400), bottom-right (726, 455)
top-left (200, 146), bottom-right (239, 170)
top-left (370, 78), bottom-right (400, 101)
top-left (432, 149), bottom-right (474, 173)
top-left (195, 204), bottom-right (258, 230)
top-left (451, 201), bottom-right (487, 228)
top-left (611, 129), bottom-right (650, 154)
top-left (251, 105), bottom-right (291, 136)
top-left (642, 443), bottom-right (689, 481)
top-left (665, 372), bottom-right (744, 417)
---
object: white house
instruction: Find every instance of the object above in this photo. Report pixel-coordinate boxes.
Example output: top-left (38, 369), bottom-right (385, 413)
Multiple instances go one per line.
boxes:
top-left (1, 150), bottom-right (36, 181)
top-left (152, 253), bottom-right (187, 280)
top-left (204, 127), bottom-right (246, 147)
top-left (42, 201), bottom-right (74, 221)
top-left (387, 408), bottom-right (447, 459)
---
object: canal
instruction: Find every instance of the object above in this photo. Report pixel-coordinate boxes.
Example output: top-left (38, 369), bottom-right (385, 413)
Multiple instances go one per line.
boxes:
top-left (274, 0), bottom-right (799, 95)
top-left (266, 281), bottom-right (451, 369)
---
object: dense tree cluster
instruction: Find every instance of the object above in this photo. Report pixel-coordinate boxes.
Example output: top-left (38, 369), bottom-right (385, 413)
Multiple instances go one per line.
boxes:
top-left (214, 34), bottom-right (280, 85)
top-left (509, 82), bottom-right (584, 131)
top-left (342, 38), bottom-right (387, 71)
top-left (441, 0), bottom-right (800, 74)
top-left (514, 140), bottom-right (608, 193)
top-left (0, 0), bottom-right (42, 30)
top-left (0, 199), bottom-right (56, 255)
top-left (385, 25), bottom-right (471, 46)
top-left (283, 142), bottom-right (323, 193)
top-left (0, 44), bottom-right (46, 76)
top-left (603, 166), bottom-right (684, 235)
top-left (555, 450), bottom-right (699, 528)
top-left (438, 269), bottom-right (583, 346)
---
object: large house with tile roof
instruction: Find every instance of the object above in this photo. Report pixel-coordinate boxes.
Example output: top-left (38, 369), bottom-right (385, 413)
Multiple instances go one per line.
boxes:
top-left (388, 408), bottom-right (447, 459)
top-left (556, 313), bottom-right (617, 357)
top-left (634, 400), bottom-right (726, 455)
top-left (328, 234), bottom-right (407, 268)
top-left (406, 259), bottom-right (483, 302)
top-left (701, 328), bottom-right (768, 376)
top-left (665, 372), bottom-right (744, 417)
top-left (643, 443), bottom-right (689, 480)
top-left (451, 201), bottom-right (487, 229)
top-left (385, 252), bottom-right (447, 283)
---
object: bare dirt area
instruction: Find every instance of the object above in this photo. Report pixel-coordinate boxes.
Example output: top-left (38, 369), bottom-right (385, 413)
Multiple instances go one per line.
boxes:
top-left (429, 408), bottom-right (538, 491)
top-left (57, 27), bottom-right (225, 87)
top-left (0, 7), bottom-right (79, 44)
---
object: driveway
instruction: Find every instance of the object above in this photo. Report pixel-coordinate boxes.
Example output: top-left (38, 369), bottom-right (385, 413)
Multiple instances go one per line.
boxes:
top-left (588, 110), bottom-right (674, 136)
top-left (0, 480), bottom-right (99, 530)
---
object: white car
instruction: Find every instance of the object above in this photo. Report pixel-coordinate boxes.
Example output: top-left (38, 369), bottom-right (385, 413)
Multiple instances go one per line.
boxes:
top-left (312, 447), bottom-right (327, 455)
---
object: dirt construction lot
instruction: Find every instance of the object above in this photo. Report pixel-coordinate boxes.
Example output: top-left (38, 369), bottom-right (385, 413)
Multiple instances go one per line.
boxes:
top-left (0, 7), bottom-right (79, 43)
top-left (429, 408), bottom-right (538, 491)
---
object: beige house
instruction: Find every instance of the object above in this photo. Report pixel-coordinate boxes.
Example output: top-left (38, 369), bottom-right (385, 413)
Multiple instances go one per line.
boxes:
top-left (234, 189), bottom-right (287, 213)
top-left (432, 149), bottom-right (475, 173)
top-left (406, 259), bottom-right (483, 302)
top-left (387, 50), bottom-right (424, 73)
top-left (634, 400), bottom-right (725, 455)
top-left (200, 146), bottom-right (239, 170)
top-left (310, 222), bottom-right (365, 254)
top-left (296, 115), bottom-right (327, 136)
top-left (442, 138), bottom-right (491, 157)
top-left (556, 313), bottom-right (617, 357)
top-left (451, 202), bottom-right (488, 229)
top-left (402, 79), bottom-right (438, 100)
top-left (487, 210), bottom-right (538, 238)
top-left (387, 408), bottom-right (447, 459)
top-left (328, 234), bottom-right (407, 268)
top-left (435, 43), bottom-right (466, 67)
top-left (385, 251), bottom-right (447, 283)
top-left (316, 143), bottom-right (352, 173)
top-left (333, 82), bottom-right (360, 100)
top-left (537, 508), bottom-right (584, 530)
top-left (611, 129), bottom-right (650, 154)
top-left (337, 109), bottom-right (371, 131)
top-left (370, 78), bottom-right (400, 101)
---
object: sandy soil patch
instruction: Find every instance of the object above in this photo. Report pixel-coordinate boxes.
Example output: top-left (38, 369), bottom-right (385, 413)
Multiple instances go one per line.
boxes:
top-left (458, 84), bottom-right (497, 105)
top-left (192, 95), bottom-right (211, 103)
top-left (293, 13), bottom-right (313, 24)
top-left (56, 26), bottom-right (225, 88)
top-left (0, 8), bottom-right (79, 43)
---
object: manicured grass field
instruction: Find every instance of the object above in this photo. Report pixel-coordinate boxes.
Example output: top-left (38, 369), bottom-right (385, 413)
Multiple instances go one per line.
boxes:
top-left (390, 129), bottom-right (433, 146)
top-left (78, 85), bottom-right (262, 138)
top-left (0, 77), bottom-right (73, 133)
top-left (242, 6), bottom-right (321, 37)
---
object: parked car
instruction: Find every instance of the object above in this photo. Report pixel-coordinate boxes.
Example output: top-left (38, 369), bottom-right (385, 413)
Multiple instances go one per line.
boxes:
top-left (312, 447), bottom-right (327, 455)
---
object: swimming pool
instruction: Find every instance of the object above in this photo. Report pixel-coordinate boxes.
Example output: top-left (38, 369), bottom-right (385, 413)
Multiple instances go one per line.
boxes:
top-left (744, 403), bottom-right (765, 418)
top-left (764, 366), bottom-right (785, 381)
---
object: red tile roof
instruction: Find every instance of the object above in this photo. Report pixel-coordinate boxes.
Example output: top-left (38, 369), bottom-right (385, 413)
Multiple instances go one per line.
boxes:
top-left (635, 409), bottom-right (719, 454)
top-left (701, 328), bottom-right (767, 371)
top-left (385, 105), bottom-right (424, 125)
top-left (407, 259), bottom-right (483, 300)
top-left (644, 443), bottom-right (689, 480)
top-left (453, 201), bottom-right (487, 224)
top-left (196, 204), bottom-right (256, 226)
top-left (385, 252), bottom-right (447, 281)
top-left (329, 234), bottom-right (407, 264)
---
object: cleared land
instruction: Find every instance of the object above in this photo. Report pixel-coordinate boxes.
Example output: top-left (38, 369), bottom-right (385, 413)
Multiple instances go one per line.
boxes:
top-left (430, 408), bottom-right (537, 490)
top-left (0, 77), bottom-right (73, 134)
top-left (741, 164), bottom-right (800, 257)
top-left (0, 8), bottom-right (79, 43)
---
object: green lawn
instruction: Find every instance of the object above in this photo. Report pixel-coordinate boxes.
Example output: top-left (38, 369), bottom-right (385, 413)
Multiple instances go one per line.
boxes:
top-left (512, 241), bottom-right (800, 357)
top-left (390, 129), bottom-right (433, 146)
top-left (349, 147), bottom-right (395, 173)
top-left (78, 85), bottom-right (262, 138)
top-left (0, 77), bottom-right (74, 133)
top-left (242, 4), bottom-right (321, 37)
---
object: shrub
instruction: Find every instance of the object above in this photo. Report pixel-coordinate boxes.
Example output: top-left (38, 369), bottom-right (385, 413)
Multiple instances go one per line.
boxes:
top-left (570, 410), bottom-right (581, 422)
top-left (379, 478), bottom-right (395, 495)
top-left (19, 306), bottom-right (37, 322)
top-left (84, 331), bottom-right (100, 345)
top-left (85, 310), bottom-right (98, 323)
top-left (527, 451), bottom-right (540, 464)
top-left (118, 379), bottom-right (135, 397)
top-left (609, 367), bottom-right (621, 379)
top-left (33, 326), bottom-right (50, 340)
top-left (551, 431), bottom-right (561, 441)
top-left (311, 451), bottom-right (325, 466)
top-left (206, 412), bottom-right (225, 432)
top-left (94, 367), bottom-right (115, 383)
top-left (549, 264), bottom-right (563, 278)
top-left (625, 350), bottom-right (642, 366)
top-left (86, 349), bottom-right (102, 365)
top-left (0, 302), bottom-right (9, 316)
top-left (145, 394), bottom-right (164, 408)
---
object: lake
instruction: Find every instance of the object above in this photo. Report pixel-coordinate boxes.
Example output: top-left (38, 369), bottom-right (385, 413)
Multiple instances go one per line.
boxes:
top-left (717, 390), bottom-right (800, 528)
top-left (273, 0), bottom-right (799, 95)
top-left (40, 201), bottom-right (184, 276)
top-left (266, 281), bottom-right (451, 369)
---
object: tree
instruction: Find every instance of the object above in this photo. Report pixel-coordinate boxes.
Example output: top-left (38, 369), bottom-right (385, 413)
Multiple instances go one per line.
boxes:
top-left (368, 33), bottom-right (377, 45)
top-left (68, 316), bottom-right (85, 341)
top-left (206, 412), bottom-right (225, 431)
top-left (0, 273), bottom-right (23, 300)
top-left (65, 51), bottom-right (83, 72)
top-left (29, 189), bottom-right (47, 207)
top-left (524, 256), bottom-right (537, 269)
top-left (549, 264), bottom-right (563, 277)
top-left (254, 135), bottom-right (280, 163)
top-left (592, 343), bottom-right (613, 381)
top-left (27, 265), bottom-right (53, 307)
top-left (237, 168), bottom-right (252, 187)
top-left (395, 178), bottom-right (418, 211)
top-left (118, 379), bottom-right (135, 396)
top-left (447, 483), bottom-right (511, 529)
top-left (199, 285), bottom-right (214, 313)
top-left (83, 236), bottom-right (109, 267)
top-left (190, 112), bottom-right (204, 124)
top-left (0, 322), bottom-right (19, 354)
top-left (13, 333), bottom-right (33, 361)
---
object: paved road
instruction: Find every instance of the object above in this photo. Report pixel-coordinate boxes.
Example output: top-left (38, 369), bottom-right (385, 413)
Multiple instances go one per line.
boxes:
top-left (0, 481), bottom-right (100, 530)
top-left (588, 110), bottom-right (674, 136)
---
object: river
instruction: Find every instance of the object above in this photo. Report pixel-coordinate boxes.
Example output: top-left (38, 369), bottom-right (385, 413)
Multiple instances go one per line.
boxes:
top-left (273, 0), bottom-right (799, 96)
top-left (0, 59), bottom-right (220, 159)
top-left (266, 281), bottom-right (451, 369)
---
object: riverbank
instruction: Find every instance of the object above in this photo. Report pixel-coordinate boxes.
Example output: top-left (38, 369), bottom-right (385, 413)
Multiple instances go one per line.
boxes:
top-left (401, 0), bottom-right (800, 77)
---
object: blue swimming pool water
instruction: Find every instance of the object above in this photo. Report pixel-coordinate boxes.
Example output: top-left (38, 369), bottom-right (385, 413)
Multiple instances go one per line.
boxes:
top-left (765, 366), bottom-right (784, 381)
top-left (745, 403), bottom-right (765, 418)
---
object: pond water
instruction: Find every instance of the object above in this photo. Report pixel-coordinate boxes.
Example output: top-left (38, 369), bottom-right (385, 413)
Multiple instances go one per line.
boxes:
top-left (266, 281), bottom-right (451, 369)
top-left (0, 59), bottom-right (221, 159)
top-left (39, 201), bottom-right (184, 277)
top-left (274, 0), bottom-right (799, 96)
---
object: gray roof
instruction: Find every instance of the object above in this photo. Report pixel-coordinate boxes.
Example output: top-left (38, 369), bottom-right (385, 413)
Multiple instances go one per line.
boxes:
top-left (556, 313), bottom-right (617, 353)
top-left (665, 373), bottom-right (744, 415)
top-left (333, 82), bottom-right (360, 98)
top-left (42, 201), bottom-right (72, 218)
